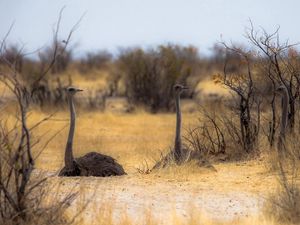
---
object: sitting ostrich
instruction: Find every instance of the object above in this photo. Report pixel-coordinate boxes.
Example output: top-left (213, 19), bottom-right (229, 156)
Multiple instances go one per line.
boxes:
top-left (59, 87), bottom-right (126, 177)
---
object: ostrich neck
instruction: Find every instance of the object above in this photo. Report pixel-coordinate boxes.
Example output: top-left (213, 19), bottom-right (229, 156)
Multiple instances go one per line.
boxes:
top-left (280, 90), bottom-right (289, 138)
top-left (65, 94), bottom-right (76, 169)
top-left (174, 93), bottom-right (182, 155)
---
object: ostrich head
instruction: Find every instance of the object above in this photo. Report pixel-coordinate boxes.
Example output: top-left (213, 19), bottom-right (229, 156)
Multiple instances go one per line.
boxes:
top-left (275, 85), bottom-right (288, 96)
top-left (174, 84), bottom-right (188, 95)
top-left (66, 86), bottom-right (83, 96)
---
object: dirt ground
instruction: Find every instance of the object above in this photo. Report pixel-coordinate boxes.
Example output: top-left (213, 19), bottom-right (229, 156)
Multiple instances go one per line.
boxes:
top-left (42, 159), bottom-right (277, 225)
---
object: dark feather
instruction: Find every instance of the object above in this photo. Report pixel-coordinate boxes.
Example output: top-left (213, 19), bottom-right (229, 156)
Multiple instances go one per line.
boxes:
top-left (59, 152), bottom-right (126, 177)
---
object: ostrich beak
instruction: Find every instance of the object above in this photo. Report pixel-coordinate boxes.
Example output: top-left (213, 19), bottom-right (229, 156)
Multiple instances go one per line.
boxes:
top-left (182, 86), bottom-right (189, 90)
top-left (77, 89), bottom-right (84, 92)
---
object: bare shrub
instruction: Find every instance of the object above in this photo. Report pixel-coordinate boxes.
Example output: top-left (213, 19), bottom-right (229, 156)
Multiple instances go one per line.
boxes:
top-left (245, 22), bottom-right (300, 141)
top-left (79, 50), bottom-right (112, 73)
top-left (0, 73), bottom-right (77, 225)
top-left (212, 22), bottom-right (300, 153)
top-left (184, 106), bottom-right (253, 160)
top-left (213, 41), bottom-right (262, 154)
top-left (0, 123), bottom-right (76, 224)
top-left (184, 110), bottom-right (226, 159)
top-left (124, 23), bottom-right (300, 163)
top-left (39, 41), bottom-right (73, 75)
top-left (0, 8), bottom-right (81, 224)
top-left (119, 45), bottom-right (198, 111)
top-left (0, 44), bottom-right (24, 73)
top-left (0, 8), bottom-right (83, 109)
top-left (106, 66), bottom-right (123, 97)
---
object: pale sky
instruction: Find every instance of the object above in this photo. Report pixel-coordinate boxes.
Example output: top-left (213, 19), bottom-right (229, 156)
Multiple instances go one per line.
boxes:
top-left (0, 0), bottom-right (299, 57)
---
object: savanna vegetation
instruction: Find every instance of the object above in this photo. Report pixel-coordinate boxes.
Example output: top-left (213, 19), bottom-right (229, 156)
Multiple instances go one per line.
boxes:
top-left (1, 10), bottom-right (300, 225)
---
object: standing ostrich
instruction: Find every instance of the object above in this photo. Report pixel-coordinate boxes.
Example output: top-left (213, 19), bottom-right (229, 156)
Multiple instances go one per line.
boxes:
top-left (151, 84), bottom-right (214, 170)
top-left (173, 84), bottom-right (189, 163)
top-left (59, 87), bottom-right (126, 177)
top-left (152, 84), bottom-right (188, 169)
top-left (276, 85), bottom-right (289, 153)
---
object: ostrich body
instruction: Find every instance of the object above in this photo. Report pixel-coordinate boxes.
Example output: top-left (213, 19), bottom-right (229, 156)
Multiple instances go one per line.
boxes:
top-left (59, 87), bottom-right (126, 177)
top-left (276, 85), bottom-right (289, 153)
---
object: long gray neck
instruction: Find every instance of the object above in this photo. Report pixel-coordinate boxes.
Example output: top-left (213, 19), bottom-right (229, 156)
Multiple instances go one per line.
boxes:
top-left (65, 94), bottom-right (76, 169)
top-left (280, 88), bottom-right (289, 139)
top-left (174, 92), bottom-right (182, 158)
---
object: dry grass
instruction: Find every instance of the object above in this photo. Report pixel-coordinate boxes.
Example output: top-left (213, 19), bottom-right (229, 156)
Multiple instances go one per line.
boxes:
top-left (0, 103), bottom-right (298, 225)
top-left (24, 109), bottom-right (198, 173)
top-left (262, 133), bottom-right (300, 225)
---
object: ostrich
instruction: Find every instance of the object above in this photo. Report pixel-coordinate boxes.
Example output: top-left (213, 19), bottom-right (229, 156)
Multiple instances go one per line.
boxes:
top-left (151, 84), bottom-right (216, 170)
top-left (152, 84), bottom-right (189, 169)
top-left (59, 87), bottom-right (126, 177)
top-left (173, 84), bottom-right (189, 163)
top-left (276, 85), bottom-right (289, 153)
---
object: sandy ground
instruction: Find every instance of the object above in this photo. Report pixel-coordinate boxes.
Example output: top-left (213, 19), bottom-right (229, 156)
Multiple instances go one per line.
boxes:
top-left (43, 160), bottom-right (276, 224)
